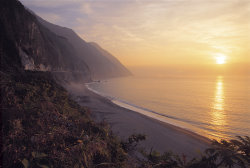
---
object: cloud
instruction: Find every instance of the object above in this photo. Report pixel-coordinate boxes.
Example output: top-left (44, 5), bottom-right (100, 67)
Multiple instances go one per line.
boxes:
top-left (20, 0), bottom-right (250, 66)
top-left (80, 3), bottom-right (93, 15)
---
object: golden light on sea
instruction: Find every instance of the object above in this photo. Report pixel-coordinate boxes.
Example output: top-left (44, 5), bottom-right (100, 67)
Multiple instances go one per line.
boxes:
top-left (214, 79), bottom-right (224, 111)
top-left (210, 76), bottom-right (227, 139)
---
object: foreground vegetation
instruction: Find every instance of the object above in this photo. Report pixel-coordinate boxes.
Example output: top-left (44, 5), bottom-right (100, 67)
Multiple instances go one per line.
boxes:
top-left (1, 71), bottom-right (250, 168)
top-left (140, 136), bottom-right (250, 168)
top-left (1, 71), bottom-right (129, 167)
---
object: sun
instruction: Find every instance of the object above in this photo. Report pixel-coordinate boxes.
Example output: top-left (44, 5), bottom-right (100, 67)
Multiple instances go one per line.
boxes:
top-left (215, 53), bottom-right (226, 64)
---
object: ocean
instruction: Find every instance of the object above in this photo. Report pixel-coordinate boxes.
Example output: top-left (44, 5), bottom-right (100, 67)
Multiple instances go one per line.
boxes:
top-left (86, 75), bottom-right (250, 140)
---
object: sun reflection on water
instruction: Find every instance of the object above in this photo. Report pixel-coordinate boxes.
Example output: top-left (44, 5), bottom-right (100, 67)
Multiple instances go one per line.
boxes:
top-left (214, 78), bottom-right (224, 111)
top-left (210, 76), bottom-right (227, 139)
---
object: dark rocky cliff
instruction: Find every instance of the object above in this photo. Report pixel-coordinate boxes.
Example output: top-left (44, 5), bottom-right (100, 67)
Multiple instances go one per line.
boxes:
top-left (1, 0), bottom-right (131, 81)
top-left (0, 0), bottom-right (91, 82)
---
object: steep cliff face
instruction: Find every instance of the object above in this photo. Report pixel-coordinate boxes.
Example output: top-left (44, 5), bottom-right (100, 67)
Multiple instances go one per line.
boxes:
top-left (37, 16), bottom-right (131, 80)
top-left (1, 0), bottom-right (131, 82)
top-left (0, 0), bottom-right (91, 82)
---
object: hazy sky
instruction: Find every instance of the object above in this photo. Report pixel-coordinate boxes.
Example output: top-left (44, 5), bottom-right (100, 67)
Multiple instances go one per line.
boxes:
top-left (20, 0), bottom-right (250, 68)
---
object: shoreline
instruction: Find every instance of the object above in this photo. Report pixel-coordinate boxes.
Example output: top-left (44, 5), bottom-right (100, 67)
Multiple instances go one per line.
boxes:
top-left (65, 82), bottom-right (211, 158)
top-left (85, 82), bottom-right (211, 144)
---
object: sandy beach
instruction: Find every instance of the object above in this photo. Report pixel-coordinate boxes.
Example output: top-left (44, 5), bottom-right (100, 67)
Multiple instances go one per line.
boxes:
top-left (65, 83), bottom-right (211, 158)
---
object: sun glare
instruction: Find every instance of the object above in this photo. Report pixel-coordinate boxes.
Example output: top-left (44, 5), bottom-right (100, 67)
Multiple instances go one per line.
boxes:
top-left (215, 54), bottom-right (226, 64)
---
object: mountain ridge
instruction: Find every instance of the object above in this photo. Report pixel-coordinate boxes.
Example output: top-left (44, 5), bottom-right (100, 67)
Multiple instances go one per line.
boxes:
top-left (0, 0), bottom-right (131, 83)
top-left (36, 14), bottom-right (131, 80)
top-left (0, 0), bottom-right (92, 83)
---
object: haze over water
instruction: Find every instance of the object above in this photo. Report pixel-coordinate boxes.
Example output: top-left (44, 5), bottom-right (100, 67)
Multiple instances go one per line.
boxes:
top-left (88, 74), bottom-right (250, 140)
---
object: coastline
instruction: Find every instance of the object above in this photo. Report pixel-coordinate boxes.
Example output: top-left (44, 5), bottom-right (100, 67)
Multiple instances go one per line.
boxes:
top-left (65, 82), bottom-right (211, 158)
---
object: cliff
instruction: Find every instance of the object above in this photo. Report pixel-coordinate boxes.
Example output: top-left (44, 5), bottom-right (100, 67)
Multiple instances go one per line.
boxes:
top-left (1, 0), bottom-right (130, 83)
top-left (0, 1), bottom-right (130, 167)
top-left (0, 0), bottom-right (92, 83)
top-left (36, 15), bottom-right (131, 80)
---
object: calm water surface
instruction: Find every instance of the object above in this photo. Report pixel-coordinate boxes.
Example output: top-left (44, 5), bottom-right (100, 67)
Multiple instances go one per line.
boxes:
top-left (87, 76), bottom-right (250, 140)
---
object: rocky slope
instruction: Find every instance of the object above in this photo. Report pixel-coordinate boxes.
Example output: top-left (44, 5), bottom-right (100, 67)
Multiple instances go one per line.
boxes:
top-left (36, 16), bottom-right (131, 80)
top-left (0, 0), bottom-right (92, 83)
top-left (0, 0), bottom-right (130, 83)
top-left (0, 1), bottom-right (132, 167)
